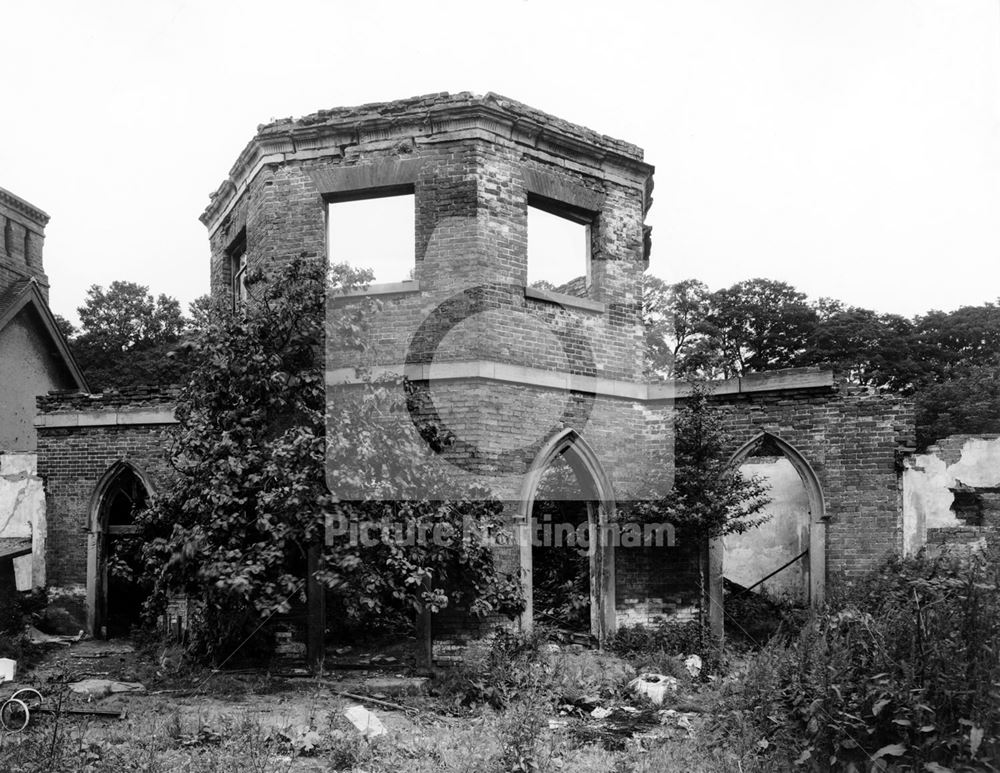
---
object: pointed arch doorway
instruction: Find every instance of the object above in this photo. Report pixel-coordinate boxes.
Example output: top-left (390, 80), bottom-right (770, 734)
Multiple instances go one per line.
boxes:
top-left (518, 429), bottom-right (617, 645)
top-left (86, 462), bottom-right (153, 638)
top-left (707, 432), bottom-right (826, 637)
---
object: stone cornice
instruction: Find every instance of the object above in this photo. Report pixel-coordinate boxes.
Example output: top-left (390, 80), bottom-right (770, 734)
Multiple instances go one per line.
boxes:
top-left (35, 406), bottom-right (177, 429)
top-left (200, 92), bottom-right (655, 235)
top-left (327, 362), bottom-right (836, 402)
top-left (0, 186), bottom-right (49, 228)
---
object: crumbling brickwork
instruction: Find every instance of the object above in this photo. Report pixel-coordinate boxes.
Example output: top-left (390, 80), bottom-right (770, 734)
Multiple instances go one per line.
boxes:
top-left (36, 389), bottom-right (178, 591)
top-left (40, 93), bottom-right (919, 651)
top-left (0, 186), bottom-right (50, 297)
top-left (198, 93), bottom-right (916, 650)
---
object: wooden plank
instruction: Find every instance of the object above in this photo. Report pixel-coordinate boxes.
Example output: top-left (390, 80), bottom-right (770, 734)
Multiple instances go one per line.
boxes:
top-left (306, 544), bottom-right (325, 671)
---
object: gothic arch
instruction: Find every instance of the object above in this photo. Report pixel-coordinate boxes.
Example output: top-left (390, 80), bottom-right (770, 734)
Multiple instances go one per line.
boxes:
top-left (707, 432), bottom-right (827, 637)
top-left (85, 461), bottom-right (154, 637)
top-left (517, 429), bottom-right (617, 644)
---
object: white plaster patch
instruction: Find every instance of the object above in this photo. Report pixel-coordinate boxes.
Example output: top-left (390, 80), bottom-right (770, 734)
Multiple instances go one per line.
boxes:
top-left (902, 435), bottom-right (1000, 555)
top-left (0, 452), bottom-right (45, 586)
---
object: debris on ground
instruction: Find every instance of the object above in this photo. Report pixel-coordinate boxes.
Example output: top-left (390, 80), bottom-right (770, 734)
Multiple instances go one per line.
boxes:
top-left (684, 654), bottom-right (703, 678)
top-left (562, 694), bottom-right (602, 714)
top-left (570, 706), bottom-right (663, 751)
top-left (659, 708), bottom-right (696, 735)
top-left (26, 626), bottom-right (83, 646)
top-left (627, 673), bottom-right (679, 705)
top-left (68, 679), bottom-right (146, 699)
top-left (0, 657), bottom-right (16, 682)
top-left (590, 706), bottom-right (613, 719)
top-left (343, 704), bottom-right (388, 738)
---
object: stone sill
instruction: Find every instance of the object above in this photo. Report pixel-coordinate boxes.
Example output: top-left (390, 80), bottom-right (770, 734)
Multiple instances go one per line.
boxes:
top-left (524, 286), bottom-right (606, 314)
top-left (334, 280), bottom-right (421, 299)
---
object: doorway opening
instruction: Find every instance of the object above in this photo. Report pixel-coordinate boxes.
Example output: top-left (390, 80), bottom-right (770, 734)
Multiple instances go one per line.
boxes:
top-left (520, 429), bottom-right (616, 645)
top-left (87, 463), bottom-right (151, 638)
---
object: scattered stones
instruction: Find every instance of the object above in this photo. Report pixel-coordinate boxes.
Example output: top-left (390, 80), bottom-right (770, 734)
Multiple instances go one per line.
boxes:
top-left (627, 673), bottom-right (679, 706)
top-left (343, 705), bottom-right (387, 738)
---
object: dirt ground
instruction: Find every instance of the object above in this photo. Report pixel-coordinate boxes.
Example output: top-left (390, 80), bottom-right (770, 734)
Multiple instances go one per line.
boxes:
top-left (0, 636), bottom-right (722, 772)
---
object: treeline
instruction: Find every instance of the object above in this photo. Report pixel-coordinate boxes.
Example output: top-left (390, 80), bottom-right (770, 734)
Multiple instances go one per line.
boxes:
top-left (56, 281), bottom-right (209, 392)
top-left (59, 276), bottom-right (1000, 451)
top-left (644, 277), bottom-right (1000, 449)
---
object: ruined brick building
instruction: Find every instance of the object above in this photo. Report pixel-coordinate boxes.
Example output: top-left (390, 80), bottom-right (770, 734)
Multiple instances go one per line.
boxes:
top-left (0, 186), bottom-right (86, 609)
top-left (36, 94), bottom-right (968, 656)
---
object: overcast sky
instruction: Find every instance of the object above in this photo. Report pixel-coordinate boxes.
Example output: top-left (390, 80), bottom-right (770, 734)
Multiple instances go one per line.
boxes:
top-left (4, 0), bottom-right (999, 324)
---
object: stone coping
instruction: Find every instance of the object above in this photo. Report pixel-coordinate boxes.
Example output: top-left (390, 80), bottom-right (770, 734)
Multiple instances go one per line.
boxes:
top-left (35, 406), bottom-right (177, 429)
top-left (32, 368), bottom-right (835, 426)
top-left (327, 362), bottom-right (835, 401)
top-left (201, 92), bottom-right (653, 235)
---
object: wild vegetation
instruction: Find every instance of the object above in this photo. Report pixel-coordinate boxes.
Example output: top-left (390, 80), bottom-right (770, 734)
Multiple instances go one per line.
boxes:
top-left (6, 546), bottom-right (996, 771)
top-left (644, 276), bottom-right (1000, 448)
top-left (134, 260), bottom-right (523, 660)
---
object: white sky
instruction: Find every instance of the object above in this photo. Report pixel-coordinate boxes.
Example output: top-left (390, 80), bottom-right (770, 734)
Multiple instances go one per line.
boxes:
top-left (3, 0), bottom-right (1000, 323)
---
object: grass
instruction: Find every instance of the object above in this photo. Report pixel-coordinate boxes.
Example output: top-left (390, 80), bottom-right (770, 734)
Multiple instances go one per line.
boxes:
top-left (5, 549), bottom-right (996, 772)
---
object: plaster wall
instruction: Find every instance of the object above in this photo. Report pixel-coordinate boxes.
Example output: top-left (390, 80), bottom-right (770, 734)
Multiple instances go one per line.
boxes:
top-left (902, 435), bottom-right (1000, 554)
top-left (0, 451), bottom-right (45, 588)
top-left (0, 307), bottom-right (74, 451)
top-left (723, 456), bottom-right (809, 603)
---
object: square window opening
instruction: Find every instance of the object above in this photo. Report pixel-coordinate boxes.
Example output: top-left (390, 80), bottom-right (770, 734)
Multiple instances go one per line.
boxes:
top-left (327, 191), bottom-right (416, 286)
top-left (527, 198), bottom-right (592, 297)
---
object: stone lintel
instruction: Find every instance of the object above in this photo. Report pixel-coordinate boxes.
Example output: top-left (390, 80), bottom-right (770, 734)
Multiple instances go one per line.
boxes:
top-left (35, 406), bottom-right (177, 429)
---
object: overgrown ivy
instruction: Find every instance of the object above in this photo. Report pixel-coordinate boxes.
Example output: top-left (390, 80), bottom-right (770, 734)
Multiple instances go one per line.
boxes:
top-left (138, 260), bottom-right (523, 660)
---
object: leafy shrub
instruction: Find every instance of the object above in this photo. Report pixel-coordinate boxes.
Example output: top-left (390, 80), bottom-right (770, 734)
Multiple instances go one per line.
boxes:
top-left (608, 620), bottom-right (705, 658)
top-left (716, 547), bottom-right (1000, 770)
top-left (463, 629), bottom-right (555, 709)
top-left (139, 260), bottom-right (523, 661)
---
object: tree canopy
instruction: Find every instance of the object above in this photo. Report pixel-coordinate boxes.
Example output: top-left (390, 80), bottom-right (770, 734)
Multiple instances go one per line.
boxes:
top-left (63, 281), bottom-right (207, 390)
top-left (643, 276), bottom-right (1000, 449)
top-left (138, 260), bottom-right (523, 660)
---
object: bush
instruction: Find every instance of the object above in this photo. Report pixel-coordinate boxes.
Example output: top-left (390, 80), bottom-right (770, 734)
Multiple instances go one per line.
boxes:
top-left (715, 547), bottom-right (1000, 770)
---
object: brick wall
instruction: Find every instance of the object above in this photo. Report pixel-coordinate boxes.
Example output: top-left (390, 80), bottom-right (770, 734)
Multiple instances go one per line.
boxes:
top-left (194, 94), bottom-right (917, 651)
top-left (36, 390), bottom-right (178, 589)
top-left (0, 186), bottom-right (50, 297)
top-left (711, 384), bottom-right (914, 579)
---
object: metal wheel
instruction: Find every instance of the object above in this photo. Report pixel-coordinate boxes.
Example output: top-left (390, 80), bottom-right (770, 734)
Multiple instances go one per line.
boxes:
top-left (9, 688), bottom-right (42, 709)
top-left (0, 698), bottom-right (29, 732)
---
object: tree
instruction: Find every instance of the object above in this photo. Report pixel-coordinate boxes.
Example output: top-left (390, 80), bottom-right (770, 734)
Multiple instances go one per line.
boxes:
top-left (915, 302), bottom-right (1000, 373)
top-left (915, 359), bottom-right (1000, 450)
top-left (803, 306), bottom-right (919, 391)
top-left (704, 279), bottom-right (818, 377)
top-left (627, 384), bottom-right (771, 627)
top-left (69, 281), bottom-right (194, 390)
top-left (642, 277), bottom-right (714, 377)
top-left (139, 260), bottom-right (523, 660)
